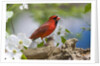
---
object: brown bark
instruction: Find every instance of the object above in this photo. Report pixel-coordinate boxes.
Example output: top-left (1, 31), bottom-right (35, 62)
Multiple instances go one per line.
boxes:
top-left (23, 38), bottom-right (90, 60)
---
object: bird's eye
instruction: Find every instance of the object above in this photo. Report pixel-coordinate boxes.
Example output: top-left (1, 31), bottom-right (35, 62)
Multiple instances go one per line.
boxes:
top-left (53, 16), bottom-right (57, 20)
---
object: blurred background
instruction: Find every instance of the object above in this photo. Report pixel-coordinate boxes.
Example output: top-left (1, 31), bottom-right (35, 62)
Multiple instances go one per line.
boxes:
top-left (6, 3), bottom-right (91, 49)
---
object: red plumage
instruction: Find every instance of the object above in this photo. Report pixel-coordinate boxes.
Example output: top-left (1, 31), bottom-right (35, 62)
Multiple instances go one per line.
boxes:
top-left (29, 15), bottom-right (60, 40)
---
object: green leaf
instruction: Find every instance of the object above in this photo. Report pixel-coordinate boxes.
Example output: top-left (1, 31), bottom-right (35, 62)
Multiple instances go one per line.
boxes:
top-left (56, 43), bottom-right (59, 47)
top-left (81, 27), bottom-right (86, 30)
top-left (65, 29), bottom-right (71, 33)
top-left (76, 33), bottom-right (81, 39)
top-left (57, 31), bottom-right (61, 35)
top-left (24, 46), bottom-right (28, 49)
top-left (87, 28), bottom-right (90, 31)
top-left (20, 49), bottom-right (24, 52)
top-left (61, 36), bottom-right (66, 44)
top-left (84, 3), bottom-right (91, 13)
top-left (45, 38), bottom-right (48, 43)
top-left (37, 42), bottom-right (44, 48)
top-left (21, 54), bottom-right (27, 59)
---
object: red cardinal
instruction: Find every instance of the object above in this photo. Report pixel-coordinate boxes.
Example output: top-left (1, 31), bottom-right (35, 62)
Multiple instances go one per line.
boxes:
top-left (30, 15), bottom-right (60, 40)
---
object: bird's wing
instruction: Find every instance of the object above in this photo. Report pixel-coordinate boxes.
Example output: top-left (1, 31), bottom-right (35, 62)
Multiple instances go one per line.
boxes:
top-left (30, 24), bottom-right (49, 40)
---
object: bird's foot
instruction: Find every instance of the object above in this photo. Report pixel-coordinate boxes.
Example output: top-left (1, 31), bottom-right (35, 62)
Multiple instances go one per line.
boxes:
top-left (44, 43), bottom-right (49, 47)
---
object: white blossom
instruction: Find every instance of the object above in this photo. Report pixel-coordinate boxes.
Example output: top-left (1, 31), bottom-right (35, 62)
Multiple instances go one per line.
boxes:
top-left (6, 11), bottom-right (13, 22)
top-left (19, 4), bottom-right (28, 10)
top-left (5, 33), bottom-right (32, 59)
top-left (19, 5), bottom-right (24, 10)
top-left (17, 33), bottom-right (32, 48)
top-left (23, 4), bottom-right (28, 9)
top-left (52, 25), bottom-right (66, 47)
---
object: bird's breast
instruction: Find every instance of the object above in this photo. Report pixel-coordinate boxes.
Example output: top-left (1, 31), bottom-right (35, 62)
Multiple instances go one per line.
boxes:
top-left (41, 24), bottom-right (56, 38)
top-left (49, 23), bottom-right (56, 31)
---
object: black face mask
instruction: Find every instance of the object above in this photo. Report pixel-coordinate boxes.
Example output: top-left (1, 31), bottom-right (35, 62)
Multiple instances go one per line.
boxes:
top-left (53, 16), bottom-right (58, 26)
top-left (53, 16), bottom-right (58, 20)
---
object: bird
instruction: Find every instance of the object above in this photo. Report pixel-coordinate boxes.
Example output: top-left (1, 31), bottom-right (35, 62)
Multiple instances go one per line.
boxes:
top-left (29, 15), bottom-right (60, 41)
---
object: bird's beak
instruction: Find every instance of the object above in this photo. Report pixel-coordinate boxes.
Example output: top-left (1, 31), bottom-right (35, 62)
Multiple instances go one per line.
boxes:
top-left (57, 17), bottom-right (60, 21)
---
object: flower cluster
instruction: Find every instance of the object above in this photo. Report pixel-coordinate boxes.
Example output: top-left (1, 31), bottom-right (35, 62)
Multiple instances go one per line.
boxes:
top-left (5, 33), bottom-right (32, 60)
top-left (19, 4), bottom-right (28, 10)
top-left (53, 25), bottom-right (67, 47)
